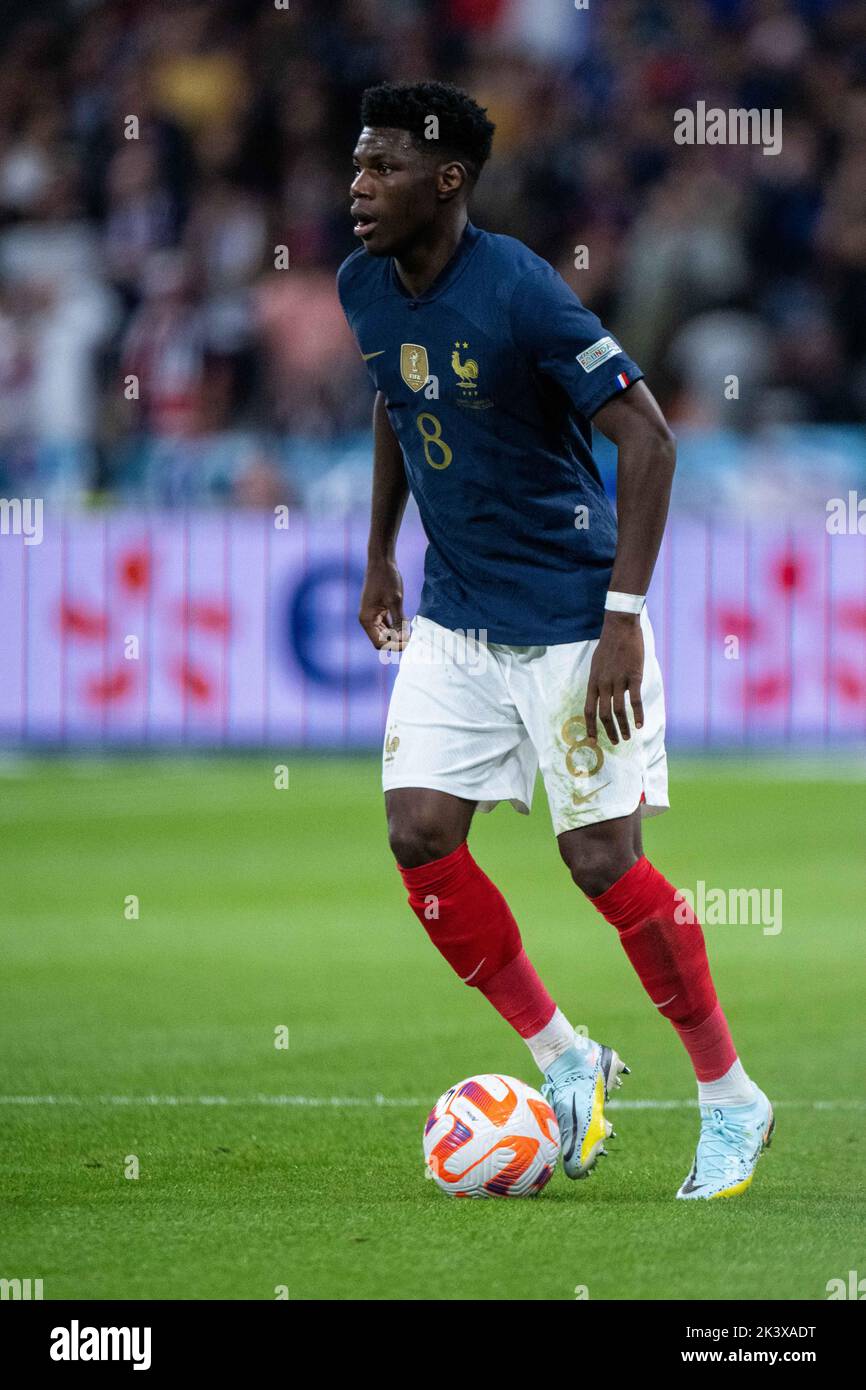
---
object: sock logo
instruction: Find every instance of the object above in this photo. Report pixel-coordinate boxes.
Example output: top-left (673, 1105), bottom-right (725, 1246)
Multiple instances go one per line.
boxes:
top-left (459, 956), bottom-right (487, 984)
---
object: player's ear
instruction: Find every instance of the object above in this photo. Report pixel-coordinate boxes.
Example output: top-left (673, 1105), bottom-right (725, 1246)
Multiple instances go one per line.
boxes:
top-left (437, 160), bottom-right (468, 202)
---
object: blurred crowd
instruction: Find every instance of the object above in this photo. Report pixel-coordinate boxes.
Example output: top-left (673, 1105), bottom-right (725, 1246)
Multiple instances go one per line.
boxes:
top-left (1, 0), bottom-right (865, 510)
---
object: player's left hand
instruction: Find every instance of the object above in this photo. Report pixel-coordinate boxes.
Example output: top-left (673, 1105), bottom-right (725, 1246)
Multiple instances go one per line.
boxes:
top-left (584, 613), bottom-right (644, 745)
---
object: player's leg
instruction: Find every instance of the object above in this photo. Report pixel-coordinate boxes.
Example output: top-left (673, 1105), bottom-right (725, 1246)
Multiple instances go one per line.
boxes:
top-left (388, 786), bottom-right (576, 1062)
top-left (524, 609), bottom-right (772, 1196)
top-left (382, 620), bottom-right (582, 1079)
top-left (558, 813), bottom-right (773, 1198)
top-left (558, 807), bottom-right (741, 1079)
top-left (385, 786), bottom-right (474, 868)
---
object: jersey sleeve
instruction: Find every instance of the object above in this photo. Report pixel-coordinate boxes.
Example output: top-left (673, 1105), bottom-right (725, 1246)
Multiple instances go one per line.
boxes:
top-left (335, 255), bottom-right (356, 321)
top-left (509, 265), bottom-right (643, 419)
top-left (336, 255), bottom-right (381, 390)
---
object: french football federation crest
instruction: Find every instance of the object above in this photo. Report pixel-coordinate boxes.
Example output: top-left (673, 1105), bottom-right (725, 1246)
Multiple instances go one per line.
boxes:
top-left (400, 343), bottom-right (429, 392)
top-left (451, 341), bottom-right (479, 393)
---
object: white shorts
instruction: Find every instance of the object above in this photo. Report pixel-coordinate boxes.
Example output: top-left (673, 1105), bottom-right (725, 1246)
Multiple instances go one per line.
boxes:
top-left (381, 610), bottom-right (669, 836)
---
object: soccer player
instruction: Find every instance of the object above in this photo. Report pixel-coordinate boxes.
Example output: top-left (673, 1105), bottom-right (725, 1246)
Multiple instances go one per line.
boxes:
top-left (337, 81), bottom-right (773, 1199)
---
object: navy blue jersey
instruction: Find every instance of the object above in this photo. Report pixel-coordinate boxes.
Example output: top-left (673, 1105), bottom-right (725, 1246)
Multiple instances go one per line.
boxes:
top-left (337, 221), bottom-right (643, 644)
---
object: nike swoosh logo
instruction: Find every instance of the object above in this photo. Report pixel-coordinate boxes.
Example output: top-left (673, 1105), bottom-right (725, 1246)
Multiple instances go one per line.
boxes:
top-left (460, 957), bottom-right (486, 984)
top-left (563, 1095), bottom-right (579, 1164)
top-left (680, 1174), bottom-right (709, 1194)
top-left (361, 350), bottom-right (385, 361)
top-left (571, 780), bottom-right (611, 806)
top-left (680, 1160), bottom-right (707, 1195)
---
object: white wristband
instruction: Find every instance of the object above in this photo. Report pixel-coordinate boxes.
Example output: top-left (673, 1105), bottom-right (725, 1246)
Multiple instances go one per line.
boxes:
top-left (605, 591), bottom-right (646, 614)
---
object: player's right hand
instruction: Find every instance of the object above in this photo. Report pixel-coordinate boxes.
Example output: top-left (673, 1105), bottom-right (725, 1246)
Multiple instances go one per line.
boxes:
top-left (359, 558), bottom-right (410, 651)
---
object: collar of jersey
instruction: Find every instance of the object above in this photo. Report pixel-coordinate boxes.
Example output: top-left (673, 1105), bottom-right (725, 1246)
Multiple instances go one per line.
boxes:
top-left (389, 220), bottom-right (482, 304)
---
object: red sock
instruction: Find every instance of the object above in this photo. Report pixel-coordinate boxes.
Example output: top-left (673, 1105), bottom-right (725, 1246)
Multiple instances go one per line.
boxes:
top-left (398, 843), bottom-right (556, 1039)
top-left (590, 856), bottom-right (737, 1082)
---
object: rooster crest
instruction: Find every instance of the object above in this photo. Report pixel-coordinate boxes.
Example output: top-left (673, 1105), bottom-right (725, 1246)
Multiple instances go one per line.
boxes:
top-left (451, 342), bottom-right (479, 389)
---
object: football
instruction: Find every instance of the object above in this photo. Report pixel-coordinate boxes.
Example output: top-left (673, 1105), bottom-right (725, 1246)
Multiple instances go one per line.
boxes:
top-left (423, 1073), bottom-right (561, 1197)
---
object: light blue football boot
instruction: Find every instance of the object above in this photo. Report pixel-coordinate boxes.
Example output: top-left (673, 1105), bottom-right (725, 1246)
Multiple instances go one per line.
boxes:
top-left (541, 1037), bottom-right (629, 1179)
top-left (677, 1087), bottom-right (775, 1200)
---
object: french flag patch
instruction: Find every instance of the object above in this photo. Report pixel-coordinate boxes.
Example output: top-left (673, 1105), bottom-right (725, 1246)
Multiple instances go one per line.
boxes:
top-left (616, 371), bottom-right (630, 389)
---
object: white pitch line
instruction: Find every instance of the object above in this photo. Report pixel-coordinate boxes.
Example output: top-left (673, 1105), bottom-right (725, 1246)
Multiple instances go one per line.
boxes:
top-left (0, 1095), bottom-right (863, 1111)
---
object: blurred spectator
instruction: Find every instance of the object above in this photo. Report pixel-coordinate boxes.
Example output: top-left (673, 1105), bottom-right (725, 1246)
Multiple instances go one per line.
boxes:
top-left (0, 161), bottom-right (118, 500)
top-left (102, 139), bottom-right (178, 301)
top-left (0, 0), bottom-right (864, 512)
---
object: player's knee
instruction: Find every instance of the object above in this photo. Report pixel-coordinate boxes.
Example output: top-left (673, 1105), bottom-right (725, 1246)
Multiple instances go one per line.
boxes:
top-left (387, 810), bottom-right (463, 870)
top-left (559, 835), bottom-right (638, 899)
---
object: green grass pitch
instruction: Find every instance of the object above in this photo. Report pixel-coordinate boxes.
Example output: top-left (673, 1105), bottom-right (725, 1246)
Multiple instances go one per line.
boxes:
top-left (1, 754), bottom-right (864, 1301)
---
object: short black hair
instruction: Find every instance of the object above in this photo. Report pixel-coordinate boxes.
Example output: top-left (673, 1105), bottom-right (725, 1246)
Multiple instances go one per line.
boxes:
top-left (359, 81), bottom-right (495, 182)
